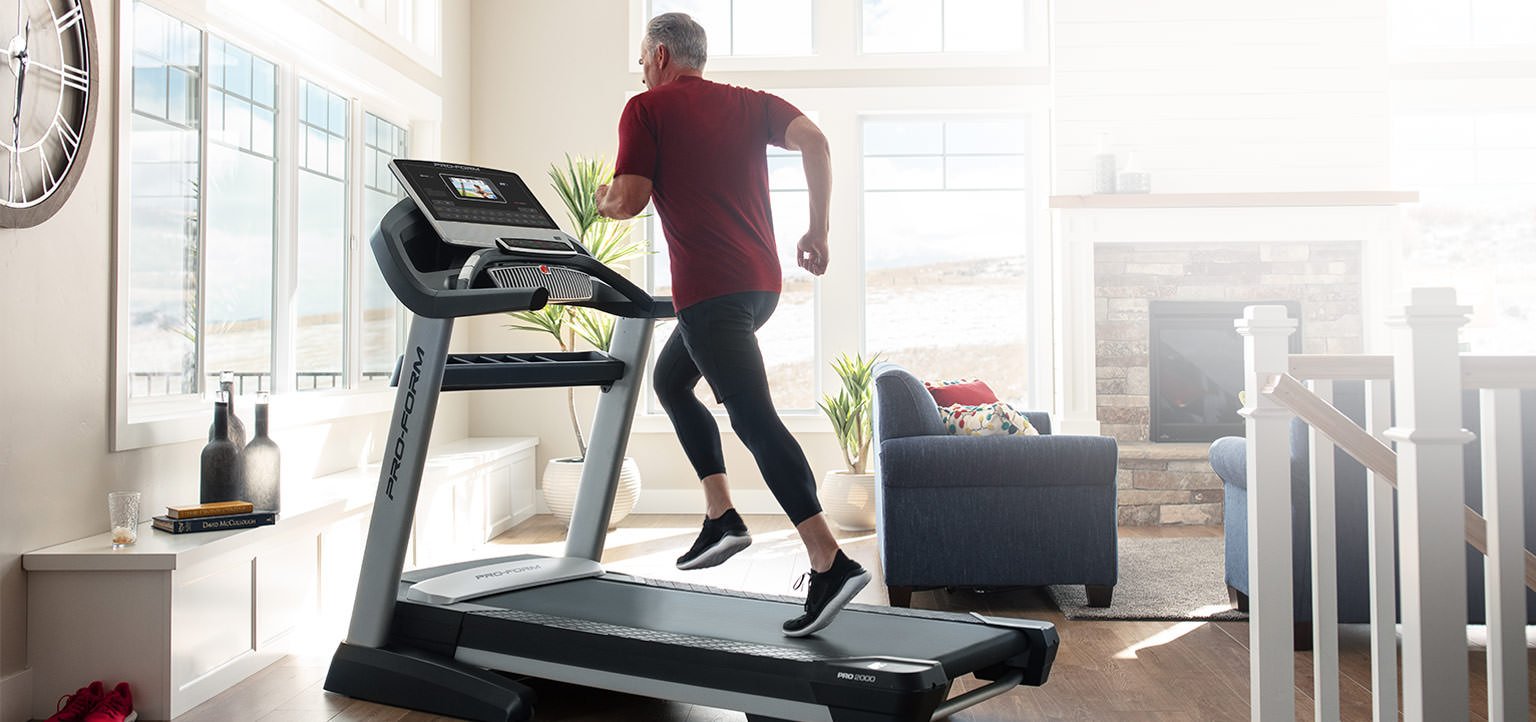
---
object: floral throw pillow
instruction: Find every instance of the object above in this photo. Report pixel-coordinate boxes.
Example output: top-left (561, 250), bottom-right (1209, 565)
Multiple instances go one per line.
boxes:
top-left (938, 402), bottom-right (1040, 437)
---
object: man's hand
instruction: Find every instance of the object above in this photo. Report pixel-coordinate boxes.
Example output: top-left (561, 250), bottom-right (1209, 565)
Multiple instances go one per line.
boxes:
top-left (796, 231), bottom-right (828, 276)
top-left (594, 183), bottom-right (609, 208)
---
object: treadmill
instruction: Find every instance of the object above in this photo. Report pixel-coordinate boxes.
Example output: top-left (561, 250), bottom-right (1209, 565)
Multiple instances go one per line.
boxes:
top-left (324, 159), bottom-right (1059, 722)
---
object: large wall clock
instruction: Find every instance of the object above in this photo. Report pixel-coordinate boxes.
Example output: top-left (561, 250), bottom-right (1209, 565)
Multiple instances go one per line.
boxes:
top-left (1, 0), bottom-right (96, 228)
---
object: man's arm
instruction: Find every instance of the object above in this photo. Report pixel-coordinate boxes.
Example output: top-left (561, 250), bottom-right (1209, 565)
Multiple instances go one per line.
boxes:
top-left (783, 115), bottom-right (831, 276)
top-left (596, 174), bottom-right (653, 220)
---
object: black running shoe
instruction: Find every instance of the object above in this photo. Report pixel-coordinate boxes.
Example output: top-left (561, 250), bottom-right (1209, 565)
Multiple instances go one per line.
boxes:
top-left (783, 550), bottom-right (871, 637)
top-left (675, 508), bottom-right (752, 570)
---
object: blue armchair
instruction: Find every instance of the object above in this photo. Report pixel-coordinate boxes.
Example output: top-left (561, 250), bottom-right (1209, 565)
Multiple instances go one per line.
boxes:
top-left (872, 363), bottom-right (1120, 607)
top-left (1212, 383), bottom-right (1536, 650)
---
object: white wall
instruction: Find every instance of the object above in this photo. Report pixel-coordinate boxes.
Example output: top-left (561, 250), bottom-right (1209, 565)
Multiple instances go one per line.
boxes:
top-left (1053, 0), bottom-right (1393, 193)
top-left (465, 0), bottom-right (847, 510)
top-left (0, 0), bottom-right (476, 696)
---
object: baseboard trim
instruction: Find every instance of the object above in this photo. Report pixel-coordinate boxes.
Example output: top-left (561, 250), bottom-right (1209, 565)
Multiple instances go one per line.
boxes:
top-left (630, 489), bottom-right (784, 515)
top-left (1, 667), bottom-right (32, 722)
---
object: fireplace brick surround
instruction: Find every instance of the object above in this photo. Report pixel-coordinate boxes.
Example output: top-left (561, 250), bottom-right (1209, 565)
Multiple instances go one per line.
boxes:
top-left (1095, 241), bottom-right (1364, 525)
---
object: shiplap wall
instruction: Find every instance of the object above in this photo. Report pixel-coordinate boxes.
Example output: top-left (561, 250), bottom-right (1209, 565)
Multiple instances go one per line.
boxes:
top-left (1053, 0), bottom-right (1393, 193)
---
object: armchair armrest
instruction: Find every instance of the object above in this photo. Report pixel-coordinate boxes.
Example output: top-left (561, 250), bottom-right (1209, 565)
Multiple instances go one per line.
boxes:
top-left (878, 434), bottom-right (1118, 490)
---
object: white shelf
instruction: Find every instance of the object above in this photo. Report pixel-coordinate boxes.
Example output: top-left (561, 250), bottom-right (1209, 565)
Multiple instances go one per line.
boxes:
top-left (1048, 191), bottom-right (1420, 209)
top-left (22, 436), bottom-right (538, 573)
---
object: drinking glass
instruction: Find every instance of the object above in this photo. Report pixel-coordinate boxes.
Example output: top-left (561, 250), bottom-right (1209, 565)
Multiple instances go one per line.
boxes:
top-left (108, 491), bottom-right (141, 548)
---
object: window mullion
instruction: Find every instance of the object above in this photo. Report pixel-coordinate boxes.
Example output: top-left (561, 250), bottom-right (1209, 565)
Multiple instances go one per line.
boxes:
top-left (272, 64), bottom-right (298, 395)
top-left (195, 29), bottom-right (211, 397)
top-left (346, 96), bottom-right (363, 389)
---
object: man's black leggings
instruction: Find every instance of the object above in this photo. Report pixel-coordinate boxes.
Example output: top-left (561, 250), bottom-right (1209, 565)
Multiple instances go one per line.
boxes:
top-left (653, 291), bottom-right (822, 525)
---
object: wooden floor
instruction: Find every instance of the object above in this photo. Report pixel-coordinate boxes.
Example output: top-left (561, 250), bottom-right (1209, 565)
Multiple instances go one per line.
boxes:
top-left (172, 515), bottom-right (1536, 722)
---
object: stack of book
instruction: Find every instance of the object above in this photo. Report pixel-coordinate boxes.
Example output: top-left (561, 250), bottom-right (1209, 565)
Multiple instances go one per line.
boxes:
top-left (151, 500), bottom-right (277, 534)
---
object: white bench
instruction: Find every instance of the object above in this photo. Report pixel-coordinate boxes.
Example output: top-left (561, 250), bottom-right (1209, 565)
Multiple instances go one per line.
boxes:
top-left (22, 436), bottom-right (537, 721)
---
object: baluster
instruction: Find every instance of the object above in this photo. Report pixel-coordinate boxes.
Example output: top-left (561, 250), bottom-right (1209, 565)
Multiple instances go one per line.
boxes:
top-left (1364, 378), bottom-right (1397, 722)
top-left (1480, 388), bottom-right (1525, 722)
top-left (1308, 379), bottom-right (1340, 721)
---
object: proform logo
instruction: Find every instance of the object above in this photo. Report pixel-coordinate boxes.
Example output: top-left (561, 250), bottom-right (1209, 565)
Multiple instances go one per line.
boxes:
top-left (475, 564), bottom-right (543, 580)
top-left (835, 672), bottom-right (878, 684)
top-left (385, 346), bottom-right (427, 500)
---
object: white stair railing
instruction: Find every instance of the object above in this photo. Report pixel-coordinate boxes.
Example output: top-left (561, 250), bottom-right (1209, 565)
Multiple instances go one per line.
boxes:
top-left (1239, 288), bottom-right (1535, 722)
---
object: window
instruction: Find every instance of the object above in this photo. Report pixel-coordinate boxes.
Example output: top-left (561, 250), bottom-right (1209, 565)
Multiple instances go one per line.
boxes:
top-left (1393, 111), bottom-right (1536, 352)
top-left (1395, 0), bottom-right (1536, 49)
top-left (1392, 0), bottom-right (1536, 353)
top-left (861, 0), bottom-right (1027, 54)
top-left (127, 5), bottom-right (202, 398)
top-left (119, 0), bottom-right (412, 437)
top-left (647, 0), bottom-right (814, 56)
top-left (205, 39), bottom-right (277, 394)
top-left (361, 115), bottom-right (410, 385)
top-left (296, 80), bottom-right (350, 391)
top-left (862, 116), bottom-right (1032, 401)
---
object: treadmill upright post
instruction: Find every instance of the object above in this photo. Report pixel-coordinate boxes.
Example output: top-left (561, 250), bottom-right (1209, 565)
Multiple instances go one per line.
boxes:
top-left (565, 315), bottom-right (654, 561)
top-left (346, 315), bottom-right (454, 648)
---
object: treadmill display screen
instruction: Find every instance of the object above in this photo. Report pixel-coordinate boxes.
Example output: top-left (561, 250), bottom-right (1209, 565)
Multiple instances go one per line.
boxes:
top-left (392, 160), bottom-right (558, 229)
top-left (444, 175), bottom-right (504, 202)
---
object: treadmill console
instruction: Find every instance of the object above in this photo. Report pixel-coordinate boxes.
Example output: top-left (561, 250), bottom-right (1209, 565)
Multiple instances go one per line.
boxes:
top-left (391, 159), bottom-right (564, 249)
top-left (370, 159), bottom-right (674, 320)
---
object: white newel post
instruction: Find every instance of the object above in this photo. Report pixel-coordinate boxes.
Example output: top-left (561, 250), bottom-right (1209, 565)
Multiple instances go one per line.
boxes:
top-left (1236, 305), bottom-right (1298, 722)
top-left (1384, 287), bottom-right (1474, 722)
top-left (1479, 387), bottom-right (1525, 722)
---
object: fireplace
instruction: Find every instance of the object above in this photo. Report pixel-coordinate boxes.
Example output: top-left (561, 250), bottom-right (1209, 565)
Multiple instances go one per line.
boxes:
top-left (1148, 300), bottom-right (1301, 442)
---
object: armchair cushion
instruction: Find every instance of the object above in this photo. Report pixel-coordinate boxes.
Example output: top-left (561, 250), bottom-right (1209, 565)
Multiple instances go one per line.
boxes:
top-left (925, 378), bottom-right (1000, 406)
top-left (881, 435), bottom-right (1118, 490)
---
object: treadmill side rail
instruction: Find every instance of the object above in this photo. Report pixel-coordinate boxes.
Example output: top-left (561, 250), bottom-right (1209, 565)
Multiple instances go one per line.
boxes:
top-left (405, 556), bottom-right (604, 604)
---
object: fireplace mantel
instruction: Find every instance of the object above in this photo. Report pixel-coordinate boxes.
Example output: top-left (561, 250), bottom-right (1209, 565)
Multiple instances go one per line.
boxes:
top-left (1049, 191), bottom-right (1419, 210)
top-left (1050, 191), bottom-right (1419, 436)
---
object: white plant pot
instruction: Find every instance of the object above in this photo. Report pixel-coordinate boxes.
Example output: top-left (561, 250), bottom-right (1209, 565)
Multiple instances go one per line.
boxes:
top-left (820, 470), bottom-right (876, 532)
top-left (542, 457), bottom-right (642, 530)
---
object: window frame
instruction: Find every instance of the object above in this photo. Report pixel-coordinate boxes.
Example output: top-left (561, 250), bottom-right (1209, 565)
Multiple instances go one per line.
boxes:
top-left (627, 0), bottom-right (1047, 73)
top-left (112, 0), bottom-right (431, 451)
top-left (626, 85), bottom-right (1052, 435)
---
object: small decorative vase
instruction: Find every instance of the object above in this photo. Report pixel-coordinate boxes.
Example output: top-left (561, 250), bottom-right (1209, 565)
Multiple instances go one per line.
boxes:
top-left (542, 457), bottom-right (642, 530)
top-left (820, 470), bottom-right (876, 531)
top-left (243, 394), bottom-right (281, 513)
top-left (201, 397), bottom-right (246, 504)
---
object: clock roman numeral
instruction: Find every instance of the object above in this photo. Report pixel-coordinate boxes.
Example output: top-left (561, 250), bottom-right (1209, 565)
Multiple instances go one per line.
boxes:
top-left (59, 64), bottom-right (89, 94)
top-left (54, 113), bottom-right (82, 158)
top-left (55, 4), bottom-right (84, 35)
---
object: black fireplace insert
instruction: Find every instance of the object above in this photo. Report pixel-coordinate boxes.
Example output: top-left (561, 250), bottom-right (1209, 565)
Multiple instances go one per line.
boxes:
top-left (1148, 300), bottom-right (1301, 443)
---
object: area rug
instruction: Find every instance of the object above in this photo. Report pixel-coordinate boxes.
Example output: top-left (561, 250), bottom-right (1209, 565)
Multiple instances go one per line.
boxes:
top-left (1047, 536), bottom-right (1248, 621)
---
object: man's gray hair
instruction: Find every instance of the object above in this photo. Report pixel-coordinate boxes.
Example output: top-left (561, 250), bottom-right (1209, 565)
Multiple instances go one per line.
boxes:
top-left (645, 12), bottom-right (708, 69)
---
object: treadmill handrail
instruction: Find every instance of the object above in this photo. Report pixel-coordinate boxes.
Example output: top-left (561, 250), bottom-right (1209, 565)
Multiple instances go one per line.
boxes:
top-left (930, 670), bottom-right (1024, 720)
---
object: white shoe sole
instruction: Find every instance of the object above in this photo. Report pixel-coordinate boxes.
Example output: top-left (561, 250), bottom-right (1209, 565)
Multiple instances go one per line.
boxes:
top-left (676, 533), bottom-right (752, 570)
top-left (784, 569), bottom-right (872, 638)
top-left (125, 713), bottom-right (139, 722)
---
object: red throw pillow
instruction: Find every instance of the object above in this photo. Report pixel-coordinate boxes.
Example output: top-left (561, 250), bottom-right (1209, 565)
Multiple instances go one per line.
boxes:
top-left (924, 378), bottom-right (1000, 406)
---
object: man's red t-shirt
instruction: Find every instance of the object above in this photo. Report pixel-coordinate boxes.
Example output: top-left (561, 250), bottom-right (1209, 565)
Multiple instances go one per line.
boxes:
top-left (614, 76), bottom-right (803, 310)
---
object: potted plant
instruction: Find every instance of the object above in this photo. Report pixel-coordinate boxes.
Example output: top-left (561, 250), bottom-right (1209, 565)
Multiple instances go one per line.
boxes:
top-left (505, 155), bottom-right (648, 529)
top-left (817, 352), bottom-right (881, 531)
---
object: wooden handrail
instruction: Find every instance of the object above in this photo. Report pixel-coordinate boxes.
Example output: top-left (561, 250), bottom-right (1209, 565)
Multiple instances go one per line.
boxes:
top-left (1264, 373), bottom-right (1536, 593)
top-left (1288, 354), bottom-right (1394, 381)
top-left (1462, 356), bottom-right (1536, 390)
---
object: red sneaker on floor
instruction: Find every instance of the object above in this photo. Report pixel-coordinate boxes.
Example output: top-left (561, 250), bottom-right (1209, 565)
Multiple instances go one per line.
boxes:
top-left (81, 682), bottom-right (137, 722)
top-left (44, 681), bottom-right (104, 722)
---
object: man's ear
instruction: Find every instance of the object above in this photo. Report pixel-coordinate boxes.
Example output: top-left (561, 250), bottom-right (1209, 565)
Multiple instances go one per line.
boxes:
top-left (654, 43), bottom-right (671, 69)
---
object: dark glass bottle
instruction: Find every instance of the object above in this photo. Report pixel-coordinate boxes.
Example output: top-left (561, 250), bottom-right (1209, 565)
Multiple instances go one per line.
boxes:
top-left (201, 392), bottom-right (246, 504)
top-left (243, 394), bottom-right (281, 513)
top-left (210, 371), bottom-right (247, 448)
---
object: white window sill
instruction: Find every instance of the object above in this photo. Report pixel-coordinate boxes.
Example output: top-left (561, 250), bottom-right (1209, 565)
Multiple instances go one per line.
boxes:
top-left (113, 387), bottom-right (398, 452)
